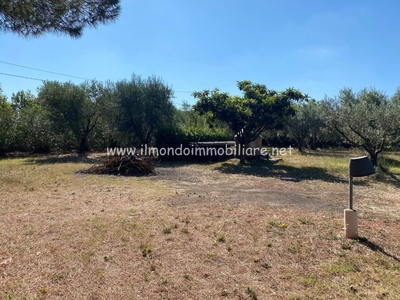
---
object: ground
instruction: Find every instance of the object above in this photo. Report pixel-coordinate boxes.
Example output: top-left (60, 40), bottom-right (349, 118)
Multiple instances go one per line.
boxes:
top-left (0, 150), bottom-right (399, 300)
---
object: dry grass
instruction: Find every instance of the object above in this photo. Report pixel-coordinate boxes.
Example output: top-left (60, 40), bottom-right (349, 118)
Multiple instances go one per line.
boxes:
top-left (0, 151), bottom-right (399, 300)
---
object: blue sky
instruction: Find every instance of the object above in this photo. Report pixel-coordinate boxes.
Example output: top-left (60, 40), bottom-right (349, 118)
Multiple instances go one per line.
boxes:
top-left (1, 0), bottom-right (400, 107)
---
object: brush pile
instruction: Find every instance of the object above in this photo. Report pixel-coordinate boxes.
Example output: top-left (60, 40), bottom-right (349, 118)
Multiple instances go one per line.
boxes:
top-left (83, 155), bottom-right (155, 176)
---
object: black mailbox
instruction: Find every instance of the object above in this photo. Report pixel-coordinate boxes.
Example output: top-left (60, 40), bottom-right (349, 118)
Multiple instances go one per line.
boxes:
top-left (345, 156), bottom-right (376, 239)
top-left (349, 156), bottom-right (375, 177)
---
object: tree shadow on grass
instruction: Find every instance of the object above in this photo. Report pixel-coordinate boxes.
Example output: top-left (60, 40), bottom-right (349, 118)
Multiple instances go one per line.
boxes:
top-left (299, 149), bottom-right (354, 158)
top-left (215, 159), bottom-right (347, 183)
top-left (381, 156), bottom-right (400, 169)
top-left (23, 154), bottom-right (100, 165)
top-left (373, 166), bottom-right (400, 188)
top-left (358, 237), bottom-right (400, 263)
top-left (155, 156), bottom-right (232, 168)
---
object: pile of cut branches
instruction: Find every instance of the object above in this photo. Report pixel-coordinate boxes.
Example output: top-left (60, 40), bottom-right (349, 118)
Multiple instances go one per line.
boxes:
top-left (83, 155), bottom-right (155, 176)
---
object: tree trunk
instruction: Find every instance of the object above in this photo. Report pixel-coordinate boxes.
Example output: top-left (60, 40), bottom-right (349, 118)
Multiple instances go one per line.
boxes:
top-left (235, 135), bottom-right (246, 164)
top-left (240, 153), bottom-right (246, 164)
top-left (369, 152), bottom-right (378, 167)
top-left (297, 140), bottom-right (304, 153)
top-left (78, 133), bottom-right (88, 155)
top-left (309, 135), bottom-right (317, 150)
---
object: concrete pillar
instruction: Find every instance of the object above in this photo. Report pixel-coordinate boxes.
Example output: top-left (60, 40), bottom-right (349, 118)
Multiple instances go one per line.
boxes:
top-left (344, 209), bottom-right (358, 239)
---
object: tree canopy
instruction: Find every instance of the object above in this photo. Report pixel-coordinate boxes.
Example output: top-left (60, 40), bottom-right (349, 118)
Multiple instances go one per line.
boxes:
top-left (287, 100), bottom-right (325, 152)
top-left (193, 80), bottom-right (308, 162)
top-left (0, 85), bottom-right (13, 154)
top-left (0, 0), bottom-right (121, 38)
top-left (38, 80), bottom-right (106, 154)
top-left (112, 74), bottom-right (175, 146)
top-left (321, 88), bottom-right (400, 166)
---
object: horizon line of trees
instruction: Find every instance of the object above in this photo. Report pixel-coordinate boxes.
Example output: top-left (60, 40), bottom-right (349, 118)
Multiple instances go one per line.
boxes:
top-left (1, 74), bottom-right (400, 166)
top-left (0, 74), bottom-right (232, 157)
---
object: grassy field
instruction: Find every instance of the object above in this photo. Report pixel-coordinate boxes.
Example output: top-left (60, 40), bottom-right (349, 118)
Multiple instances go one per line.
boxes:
top-left (0, 150), bottom-right (399, 299)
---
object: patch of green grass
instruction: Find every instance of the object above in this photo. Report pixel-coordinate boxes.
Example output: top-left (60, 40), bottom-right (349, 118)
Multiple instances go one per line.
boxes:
top-left (246, 287), bottom-right (258, 300)
top-left (261, 262), bottom-right (271, 269)
top-left (217, 233), bottom-right (226, 242)
top-left (251, 233), bottom-right (258, 242)
top-left (341, 243), bottom-right (351, 250)
top-left (380, 154), bottom-right (400, 175)
top-left (39, 286), bottom-right (47, 294)
top-left (163, 227), bottom-right (171, 234)
top-left (298, 217), bottom-right (310, 225)
top-left (23, 226), bottom-right (34, 236)
top-left (279, 222), bottom-right (288, 229)
top-left (324, 259), bottom-right (360, 275)
top-left (103, 255), bottom-right (113, 262)
top-left (301, 275), bottom-right (317, 287)
top-left (139, 242), bottom-right (152, 258)
top-left (51, 274), bottom-right (64, 283)
top-left (267, 221), bottom-right (276, 228)
top-left (144, 272), bottom-right (151, 282)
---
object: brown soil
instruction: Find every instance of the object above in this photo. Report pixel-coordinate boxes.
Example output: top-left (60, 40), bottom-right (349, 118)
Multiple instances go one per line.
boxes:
top-left (155, 163), bottom-right (348, 212)
top-left (1, 156), bottom-right (399, 300)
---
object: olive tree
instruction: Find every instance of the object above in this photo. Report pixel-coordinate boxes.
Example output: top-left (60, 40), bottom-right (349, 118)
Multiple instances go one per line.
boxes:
top-left (321, 88), bottom-right (400, 166)
top-left (112, 74), bottom-right (175, 146)
top-left (38, 80), bottom-right (105, 154)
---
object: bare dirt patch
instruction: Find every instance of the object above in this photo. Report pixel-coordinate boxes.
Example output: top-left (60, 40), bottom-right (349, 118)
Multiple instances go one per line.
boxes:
top-left (155, 163), bottom-right (348, 211)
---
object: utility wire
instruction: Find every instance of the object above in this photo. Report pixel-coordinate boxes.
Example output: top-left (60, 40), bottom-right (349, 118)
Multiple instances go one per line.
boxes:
top-left (1, 71), bottom-right (189, 107)
top-left (0, 72), bottom-right (195, 94)
top-left (0, 60), bottom-right (195, 93)
top-left (0, 72), bottom-right (45, 81)
top-left (0, 60), bottom-right (92, 81)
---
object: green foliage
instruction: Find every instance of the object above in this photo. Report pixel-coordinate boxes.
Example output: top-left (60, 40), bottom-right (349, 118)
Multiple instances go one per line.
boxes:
top-left (390, 87), bottom-right (400, 147)
top-left (111, 74), bottom-right (175, 146)
top-left (11, 90), bottom-right (53, 153)
top-left (6, 78), bottom-right (398, 159)
top-left (38, 80), bottom-right (105, 154)
top-left (38, 81), bottom-right (86, 151)
top-left (287, 100), bottom-right (332, 151)
top-left (322, 87), bottom-right (400, 166)
top-left (193, 80), bottom-right (308, 162)
top-left (177, 102), bottom-right (231, 141)
top-left (0, 0), bottom-right (121, 38)
top-left (3, 76), bottom-right (230, 155)
top-left (0, 85), bottom-right (13, 155)
top-left (155, 102), bottom-right (231, 151)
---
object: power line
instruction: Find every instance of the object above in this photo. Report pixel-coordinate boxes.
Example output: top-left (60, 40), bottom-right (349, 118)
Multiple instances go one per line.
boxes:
top-left (0, 60), bottom-right (92, 81)
top-left (0, 72), bottom-right (45, 81)
top-left (1, 71), bottom-right (190, 107)
top-left (0, 61), bottom-right (195, 95)
top-left (0, 61), bottom-right (196, 92)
